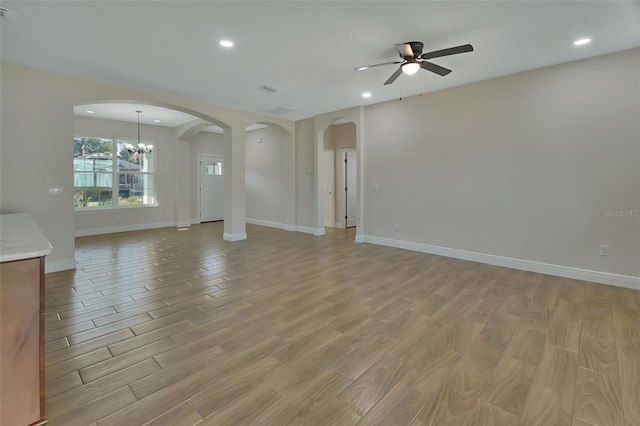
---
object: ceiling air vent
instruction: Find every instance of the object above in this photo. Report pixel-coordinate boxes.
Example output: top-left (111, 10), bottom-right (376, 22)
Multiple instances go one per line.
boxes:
top-left (264, 106), bottom-right (296, 116)
top-left (259, 84), bottom-right (281, 93)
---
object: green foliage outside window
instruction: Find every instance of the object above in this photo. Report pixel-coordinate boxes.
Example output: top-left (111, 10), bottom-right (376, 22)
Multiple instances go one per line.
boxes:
top-left (73, 136), bottom-right (156, 209)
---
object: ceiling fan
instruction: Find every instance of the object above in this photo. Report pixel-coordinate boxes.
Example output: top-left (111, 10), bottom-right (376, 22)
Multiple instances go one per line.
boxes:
top-left (355, 41), bottom-right (474, 85)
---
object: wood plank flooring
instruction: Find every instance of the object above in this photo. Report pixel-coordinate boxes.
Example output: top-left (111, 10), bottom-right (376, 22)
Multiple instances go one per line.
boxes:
top-left (42, 223), bottom-right (640, 425)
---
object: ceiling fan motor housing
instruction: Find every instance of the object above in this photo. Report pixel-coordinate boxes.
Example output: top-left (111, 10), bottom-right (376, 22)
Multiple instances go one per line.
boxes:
top-left (406, 41), bottom-right (424, 58)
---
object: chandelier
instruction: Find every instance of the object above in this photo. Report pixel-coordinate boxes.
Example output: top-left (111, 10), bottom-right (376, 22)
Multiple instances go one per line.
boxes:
top-left (126, 110), bottom-right (153, 154)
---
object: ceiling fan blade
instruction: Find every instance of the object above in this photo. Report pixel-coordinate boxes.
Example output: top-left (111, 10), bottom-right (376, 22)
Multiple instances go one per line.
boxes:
top-left (383, 67), bottom-right (404, 85)
top-left (420, 44), bottom-right (474, 60)
top-left (395, 43), bottom-right (414, 58)
top-left (420, 61), bottom-right (452, 76)
top-left (354, 61), bottom-right (402, 71)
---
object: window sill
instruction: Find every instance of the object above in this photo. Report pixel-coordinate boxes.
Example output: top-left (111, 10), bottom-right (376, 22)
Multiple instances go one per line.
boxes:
top-left (74, 205), bottom-right (158, 214)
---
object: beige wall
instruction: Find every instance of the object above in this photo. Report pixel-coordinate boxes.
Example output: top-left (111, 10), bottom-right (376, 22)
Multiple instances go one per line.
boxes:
top-left (362, 48), bottom-right (640, 280)
top-left (245, 127), bottom-right (287, 226)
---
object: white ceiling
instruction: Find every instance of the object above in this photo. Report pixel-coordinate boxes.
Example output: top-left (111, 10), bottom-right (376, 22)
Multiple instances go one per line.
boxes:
top-left (2, 1), bottom-right (640, 123)
top-left (75, 103), bottom-right (204, 127)
top-left (73, 102), bottom-right (268, 133)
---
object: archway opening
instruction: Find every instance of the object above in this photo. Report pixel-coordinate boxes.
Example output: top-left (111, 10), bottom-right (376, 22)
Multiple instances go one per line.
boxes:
top-left (315, 115), bottom-right (360, 238)
top-left (322, 120), bottom-right (356, 229)
top-left (72, 101), bottom-right (229, 237)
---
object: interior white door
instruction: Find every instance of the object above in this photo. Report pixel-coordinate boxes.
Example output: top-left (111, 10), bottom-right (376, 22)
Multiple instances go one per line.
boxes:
top-left (345, 150), bottom-right (357, 228)
top-left (199, 156), bottom-right (224, 222)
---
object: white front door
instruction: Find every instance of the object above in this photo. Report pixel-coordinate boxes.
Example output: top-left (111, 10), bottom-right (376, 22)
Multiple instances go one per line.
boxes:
top-left (345, 150), bottom-right (357, 228)
top-left (199, 156), bottom-right (224, 222)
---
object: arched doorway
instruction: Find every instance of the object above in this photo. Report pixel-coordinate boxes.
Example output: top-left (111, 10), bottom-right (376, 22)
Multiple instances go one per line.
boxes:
top-left (314, 111), bottom-right (362, 240)
top-left (322, 121), bottom-right (356, 229)
top-left (72, 101), bottom-right (231, 237)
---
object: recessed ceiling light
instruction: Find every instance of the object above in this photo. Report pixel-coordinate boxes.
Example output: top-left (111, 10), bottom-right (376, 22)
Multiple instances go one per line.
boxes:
top-left (574, 38), bottom-right (591, 46)
top-left (86, 110), bottom-right (95, 114)
top-left (362, 92), bottom-right (372, 98)
top-left (220, 40), bottom-right (233, 48)
top-left (154, 119), bottom-right (161, 123)
top-left (356, 66), bottom-right (368, 71)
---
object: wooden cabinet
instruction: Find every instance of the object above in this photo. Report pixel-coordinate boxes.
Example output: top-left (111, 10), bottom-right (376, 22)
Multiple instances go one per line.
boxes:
top-left (1, 214), bottom-right (50, 426)
top-left (0, 256), bottom-right (46, 426)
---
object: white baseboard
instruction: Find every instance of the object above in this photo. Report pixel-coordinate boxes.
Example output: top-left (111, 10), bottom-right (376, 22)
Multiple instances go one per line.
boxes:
top-left (246, 218), bottom-right (296, 232)
top-left (355, 234), bottom-right (365, 243)
top-left (174, 220), bottom-right (192, 228)
top-left (45, 258), bottom-right (76, 273)
top-left (292, 225), bottom-right (321, 235)
top-left (75, 221), bottom-right (175, 237)
top-left (223, 232), bottom-right (247, 242)
top-left (362, 235), bottom-right (640, 291)
top-left (246, 218), bottom-right (286, 230)
top-left (246, 222), bottom-right (325, 236)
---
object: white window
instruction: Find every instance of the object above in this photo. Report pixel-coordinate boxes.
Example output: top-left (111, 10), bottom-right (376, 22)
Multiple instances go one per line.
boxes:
top-left (206, 160), bottom-right (223, 176)
top-left (73, 136), bottom-right (156, 209)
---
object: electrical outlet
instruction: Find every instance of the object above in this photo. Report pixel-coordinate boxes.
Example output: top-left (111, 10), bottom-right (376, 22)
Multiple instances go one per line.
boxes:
top-left (394, 223), bottom-right (400, 231)
top-left (600, 245), bottom-right (610, 256)
top-left (48, 187), bottom-right (63, 195)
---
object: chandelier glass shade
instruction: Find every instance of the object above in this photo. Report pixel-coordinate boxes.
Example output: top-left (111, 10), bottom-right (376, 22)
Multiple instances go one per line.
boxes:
top-left (126, 110), bottom-right (153, 154)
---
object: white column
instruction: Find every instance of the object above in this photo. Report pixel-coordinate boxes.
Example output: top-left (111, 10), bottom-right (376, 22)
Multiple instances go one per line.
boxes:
top-left (223, 126), bottom-right (247, 241)
top-left (314, 128), bottom-right (326, 235)
top-left (173, 139), bottom-right (191, 227)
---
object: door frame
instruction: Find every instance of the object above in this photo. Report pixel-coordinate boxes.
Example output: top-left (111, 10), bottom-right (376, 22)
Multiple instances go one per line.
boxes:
top-left (323, 150), bottom-right (335, 227)
top-left (340, 148), bottom-right (356, 229)
top-left (197, 153), bottom-right (224, 223)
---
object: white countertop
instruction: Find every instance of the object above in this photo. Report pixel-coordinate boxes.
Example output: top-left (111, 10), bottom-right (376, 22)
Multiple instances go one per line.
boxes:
top-left (0, 213), bottom-right (53, 263)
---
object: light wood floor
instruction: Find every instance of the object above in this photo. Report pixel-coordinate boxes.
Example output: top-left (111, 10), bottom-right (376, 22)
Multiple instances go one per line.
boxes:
top-left (43, 223), bottom-right (640, 425)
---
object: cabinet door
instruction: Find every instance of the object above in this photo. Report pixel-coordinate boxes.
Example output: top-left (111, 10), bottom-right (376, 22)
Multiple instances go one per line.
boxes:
top-left (0, 258), bottom-right (42, 426)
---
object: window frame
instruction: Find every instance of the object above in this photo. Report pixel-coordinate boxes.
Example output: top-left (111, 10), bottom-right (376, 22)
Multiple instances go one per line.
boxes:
top-left (73, 135), bottom-right (158, 211)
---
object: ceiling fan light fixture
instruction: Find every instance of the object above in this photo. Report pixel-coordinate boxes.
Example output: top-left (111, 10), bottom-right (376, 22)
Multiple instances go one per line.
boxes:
top-left (402, 62), bottom-right (420, 75)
